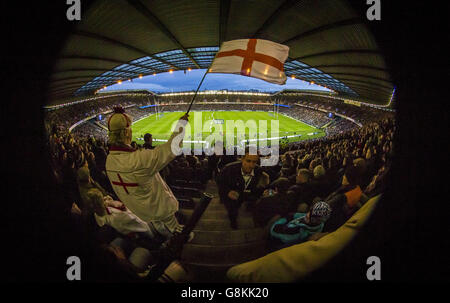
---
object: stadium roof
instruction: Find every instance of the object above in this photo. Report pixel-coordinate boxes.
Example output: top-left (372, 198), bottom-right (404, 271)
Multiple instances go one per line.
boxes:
top-left (48, 0), bottom-right (394, 107)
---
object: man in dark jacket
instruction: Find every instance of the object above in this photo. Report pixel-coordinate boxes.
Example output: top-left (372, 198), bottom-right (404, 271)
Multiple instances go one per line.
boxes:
top-left (142, 133), bottom-right (154, 150)
top-left (92, 140), bottom-right (108, 172)
top-left (217, 152), bottom-right (269, 229)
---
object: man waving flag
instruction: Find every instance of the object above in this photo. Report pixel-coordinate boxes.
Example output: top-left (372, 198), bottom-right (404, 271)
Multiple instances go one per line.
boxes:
top-left (209, 39), bottom-right (289, 85)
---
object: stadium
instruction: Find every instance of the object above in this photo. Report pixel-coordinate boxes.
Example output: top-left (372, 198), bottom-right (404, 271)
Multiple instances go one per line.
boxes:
top-left (44, 85), bottom-right (395, 281)
top-left (14, 0), bottom-right (440, 285)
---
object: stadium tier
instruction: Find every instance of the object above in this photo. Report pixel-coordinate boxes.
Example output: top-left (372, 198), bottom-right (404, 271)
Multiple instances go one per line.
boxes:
top-left (44, 90), bottom-right (395, 282)
top-left (9, 0), bottom-right (443, 285)
top-left (45, 91), bottom-right (392, 144)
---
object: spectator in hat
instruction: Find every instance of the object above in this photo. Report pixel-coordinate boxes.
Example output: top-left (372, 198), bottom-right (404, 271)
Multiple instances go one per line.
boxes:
top-left (105, 106), bottom-right (191, 241)
top-left (269, 201), bottom-right (332, 249)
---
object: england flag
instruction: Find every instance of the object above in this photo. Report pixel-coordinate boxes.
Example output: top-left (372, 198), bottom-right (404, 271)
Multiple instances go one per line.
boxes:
top-left (209, 39), bottom-right (289, 85)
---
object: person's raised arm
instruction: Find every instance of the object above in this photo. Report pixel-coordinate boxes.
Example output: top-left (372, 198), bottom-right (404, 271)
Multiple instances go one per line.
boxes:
top-left (168, 113), bottom-right (189, 152)
top-left (138, 113), bottom-right (189, 175)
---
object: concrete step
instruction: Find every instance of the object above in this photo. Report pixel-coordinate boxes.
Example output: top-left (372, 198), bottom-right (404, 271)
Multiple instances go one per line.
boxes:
top-left (205, 198), bottom-right (252, 210)
top-left (190, 197), bottom-right (231, 211)
top-left (178, 198), bottom-right (196, 209)
top-left (182, 262), bottom-right (234, 283)
top-left (181, 240), bottom-right (267, 264)
top-left (179, 199), bottom-right (256, 230)
top-left (190, 197), bottom-right (224, 209)
top-left (194, 218), bottom-right (255, 230)
top-left (189, 228), bottom-right (267, 245)
top-left (179, 205), bottom-right (254, 220)
top-left (174, 178), bottom-right (268, 282)
top-left (205, 180), bottom-right (219, 194)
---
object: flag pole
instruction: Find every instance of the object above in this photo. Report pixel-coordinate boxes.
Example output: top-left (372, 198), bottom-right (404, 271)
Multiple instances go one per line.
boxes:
top-left (186, 69), bottom-right (209, 114)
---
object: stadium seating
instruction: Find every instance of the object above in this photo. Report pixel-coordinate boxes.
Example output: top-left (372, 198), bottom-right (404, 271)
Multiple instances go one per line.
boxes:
top-left (44, 91), bottom-right (395, 282)
top-left (226, 195), bottom-right (380, 282)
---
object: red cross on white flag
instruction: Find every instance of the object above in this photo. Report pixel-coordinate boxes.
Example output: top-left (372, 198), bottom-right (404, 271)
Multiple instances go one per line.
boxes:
top-left (209, 39), bottom-right (289, 85)
top-left (111, 173), bottom-right (138, 194)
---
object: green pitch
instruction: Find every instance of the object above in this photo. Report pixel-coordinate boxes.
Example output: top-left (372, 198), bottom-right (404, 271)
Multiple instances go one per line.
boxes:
top-left (131, 111), bottom-right (325, 147)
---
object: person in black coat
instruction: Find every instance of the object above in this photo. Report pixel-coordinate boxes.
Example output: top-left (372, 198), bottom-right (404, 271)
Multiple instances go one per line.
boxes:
top-left (92, 140), bottom-right (108, 172)
top-left (216, 153), bottom-right (238, 174)
top-left (325, 155), bottom-right (342, 193)
top-left (142, 133), bottom-right (154, 150)
top-left (252, 178), bottom-right (292, 228)
top-left (217, 152), bottom-right (269, 229)
top-left (206, 152), bottom-right (218, 177)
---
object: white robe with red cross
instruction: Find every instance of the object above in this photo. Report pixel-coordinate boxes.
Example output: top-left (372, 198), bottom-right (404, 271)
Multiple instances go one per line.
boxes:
top-left (94, 205), bottom-right (153, 236)
top-left (105, 124), bottom-right (185, 230)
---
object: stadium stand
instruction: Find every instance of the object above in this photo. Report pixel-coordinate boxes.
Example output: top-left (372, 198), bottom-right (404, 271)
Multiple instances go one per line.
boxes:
top-left (44, 91), bottom-right (395, 282)
top-left (51, 92), bottom-right (393, 145)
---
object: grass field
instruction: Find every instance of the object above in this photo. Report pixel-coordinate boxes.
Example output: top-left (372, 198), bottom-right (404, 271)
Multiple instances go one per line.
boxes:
top-left (131, 111), bottom-right (325, 147)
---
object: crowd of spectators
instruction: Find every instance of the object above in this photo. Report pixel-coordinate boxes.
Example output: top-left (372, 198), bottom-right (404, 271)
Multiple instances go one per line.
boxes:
top-left (44, 94), bottom-right (151, 134)
top-left (44, 92), bottom-right (395, 281)
top-left (45, 92), bottom-right (393, 139)
top-left (160, 93), bottom-right (270, 104)
top-left (279, 94), bottom-right (394, 124)
top-left (68, 101), bottom-right (360, 144)
top-left (46, 122), bottom-right (212, 281)
top-left (96, 105), bottom-right (153, 129)
top-left (246, 116), bottom-right (395, 249)
top-left (70, 121), bottom-right (109, 141)
top-left (324, 117), bottom-right (356, 136)
top-left (277, 106), bottom-right (332, 128)
top-left (45, 92), bottom-right (395, 143)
